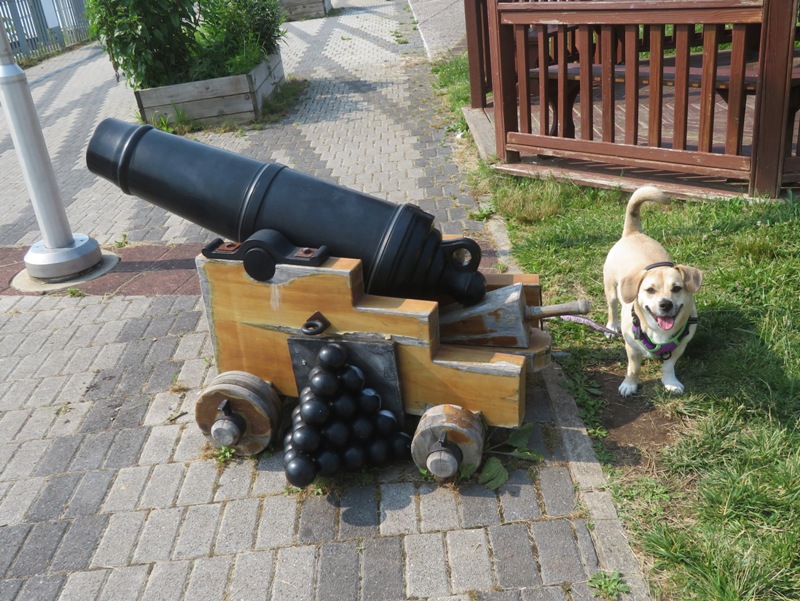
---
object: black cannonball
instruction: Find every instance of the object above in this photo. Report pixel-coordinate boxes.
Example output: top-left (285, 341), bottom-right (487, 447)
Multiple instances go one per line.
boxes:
top-left (338, 364), bottom-right (365, 393)
top-left (283, 447), bottom-right (302, 466)
top-left (351, 416), bottom-right (374, 442)
top-left (390, 431), bottom-right (412, 460)
top-left (285, 456), bottom-right (318, 488)
top-left (331, 393), bottom-right (357, 420)
top-left (317, 343), bottom-right (348, 371)
top-left (300, 398), bottom-right (330, 425)
top-left (375, 410), bottom-right (399, 436)
top-left (299, 386), bottom-right (317, 403)
top-left (366, 438), bottom-right (390, 466)
top-left (316, 448), bottom-right (342, 477)
top-left (357, 388), bottom-right (381, 415)
top-left (283, 430), bottom-right (294, 449)
top-left (310, 370), bottom-right (340, 398)
top-left (292, 425), bottom-right (321, 452)
top-left (323, 420), bottom-right (350, 449)
top-left (342, 445), bottom-right (366, 471)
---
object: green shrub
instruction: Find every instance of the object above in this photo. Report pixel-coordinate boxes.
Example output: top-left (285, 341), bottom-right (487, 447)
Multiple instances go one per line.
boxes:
top-left (87, 0), bottom-right (285, 89)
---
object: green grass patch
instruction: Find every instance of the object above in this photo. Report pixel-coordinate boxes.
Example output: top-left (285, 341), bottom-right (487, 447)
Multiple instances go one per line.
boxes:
top-left (433, 51), bottom-right (800, 601)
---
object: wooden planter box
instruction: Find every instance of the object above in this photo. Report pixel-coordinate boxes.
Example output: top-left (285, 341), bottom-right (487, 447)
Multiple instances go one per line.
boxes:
top-left (280, 0), bottom-right (331, 20)
top-left (134, 52), bottom-right (284, 125)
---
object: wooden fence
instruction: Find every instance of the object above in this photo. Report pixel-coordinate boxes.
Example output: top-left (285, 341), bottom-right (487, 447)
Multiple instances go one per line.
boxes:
top-left (467, 0), bottom-right (800, 198)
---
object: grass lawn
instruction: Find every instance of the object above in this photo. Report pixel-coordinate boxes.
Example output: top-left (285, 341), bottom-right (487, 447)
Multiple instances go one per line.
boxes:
top-left (433, 53), bottom-right (800, 600)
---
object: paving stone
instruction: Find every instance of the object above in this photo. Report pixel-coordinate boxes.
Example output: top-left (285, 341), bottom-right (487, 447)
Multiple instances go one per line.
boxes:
top-left (215, 498), bottom-right (260, 555)
top-left (47, 400), bottom-right (91, 438)
top-left (447, 528), bottom-right (494, 594)
top-left (141, 561), bottom-right (192, 601)
top-left (488, 523), bottom-right (541, 589)
top-left (184, 555), bottom-right (232, 601)
top-left (8, 520), bottom-right (69, 577)
top-left (102, 466), bottom-right (150, 512)
top-left (104, 427), bottom-right (148, 469)
top-left (520, 587), bottom-right (568, 601)
top-left (498, 469), bottom-right (541, 522)
top-left (64, 470), bottom-right (115, 517)
top-left (0, 578), bottom-right (23, 600)
top-left (405, 532), bottom-right (449, 598)
top-left (359, 535), bottom-right (403, 601)
top-left (317, 540), bottom-right (359, 601)
top-left (567, 582), bottom-right (594, 601)
top-left (14, 406), bottom-right (57, 441)
top-left (58, 569), bottom-right (109, 601)
top-left (133, 507), bottom-right (183, 563)
top-left (270, 545), bottom-right (316, 601)
top-left (529, 520), bottom-right (585, 585)
top-left (0, 439), bottom-right (49, 481)
top-left (297, 493), bottom-right (338, 544)
top-left (173, 425), bottom-right (208, 462)
top-left (418, 483), bottom-right (460, 532)
top-left (49, 514), bottom-right (109, 573)
top-left (458, 483), bottom-right (501, 528)
top-left (15, 574), bottom-right (65, 601)
top-left (97, 565), bottom-right (149, 601)
top-left (538, 467), bottom-right (576, 517)
top-left (474, 592), bottom-right (521, 601)
top-left (338, 484), bottom-right (378, 540)
top-left (177, 459), bottom-right (218, 506)
top-left (91, 511), bottom-right (145, 568)
top-left (574, 518), bottom-right (600, 575)
top-left (26, 472), bottom-right (82, 522)
top-left (214, 459), bottom-right (255, 501)
top-left (379, 482), bottom-right (418, 536)
top-left (173, 503), bottom-right (222, 560)
top-left (251, 452), bottom-right (287, 497)
top-left (33, 434), bottom-right (82, 476)
top-left (227, 551), bottom-right (274, 601)
top-left (0, 523), bottom-right (31, 575)
top-left (139, 463), bottom-right (185, 509)
top-left (143, 391), bottom-right (185, 427)
top-left (0, 477), bottom-right (45, 526)
top-left (255, 494), bottom-right (297, 550)
top-left (69, 431), bottom-right (116, 471)
top-left (138, 424), bottom-right (181, 465)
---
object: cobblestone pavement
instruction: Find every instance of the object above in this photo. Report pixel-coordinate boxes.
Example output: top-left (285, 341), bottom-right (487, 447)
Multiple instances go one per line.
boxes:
top-left (0, 0), bottom-right (651, 599)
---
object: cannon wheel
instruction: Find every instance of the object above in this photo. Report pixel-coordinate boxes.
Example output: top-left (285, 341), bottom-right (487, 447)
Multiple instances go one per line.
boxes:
top-left (196, 371), bottom-right (281, 456)
top-left (411, 404), bottom-right (485, 479)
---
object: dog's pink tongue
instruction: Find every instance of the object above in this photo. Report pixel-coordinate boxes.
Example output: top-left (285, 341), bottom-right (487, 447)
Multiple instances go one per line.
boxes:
top-left (657, 316), bottom-right (676, 330)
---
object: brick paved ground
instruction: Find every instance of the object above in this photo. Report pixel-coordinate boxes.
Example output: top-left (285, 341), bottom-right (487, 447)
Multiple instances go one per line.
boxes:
top-left (0, 0), bottom-right (651, 599)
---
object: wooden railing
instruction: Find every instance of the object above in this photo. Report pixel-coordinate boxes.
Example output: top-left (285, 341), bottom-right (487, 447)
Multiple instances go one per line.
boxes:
top-left (477, 0), bottom-right (800, 197)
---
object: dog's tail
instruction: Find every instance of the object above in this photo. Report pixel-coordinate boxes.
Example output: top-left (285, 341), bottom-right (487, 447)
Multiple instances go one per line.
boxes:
top-left (622, 185), bottom-right (669, 237)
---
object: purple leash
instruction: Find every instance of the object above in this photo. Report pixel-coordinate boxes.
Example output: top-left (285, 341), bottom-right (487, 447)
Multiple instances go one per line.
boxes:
top-left (548, 314), bottom-right (622, 337)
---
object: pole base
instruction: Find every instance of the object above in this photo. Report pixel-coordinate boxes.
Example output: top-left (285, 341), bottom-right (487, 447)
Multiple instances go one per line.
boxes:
top-left (24, 233), bottom-right (103, 282)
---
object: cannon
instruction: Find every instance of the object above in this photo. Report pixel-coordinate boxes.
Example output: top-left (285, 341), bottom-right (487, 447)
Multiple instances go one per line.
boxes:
top-left (86, 118), bottom-right (486, 306)
top-left (86, 119), bottom-right (590, 485)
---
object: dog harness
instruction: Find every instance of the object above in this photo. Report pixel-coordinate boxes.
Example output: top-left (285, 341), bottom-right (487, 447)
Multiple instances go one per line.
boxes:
top-left (631, 261), bottom-right (698, 360)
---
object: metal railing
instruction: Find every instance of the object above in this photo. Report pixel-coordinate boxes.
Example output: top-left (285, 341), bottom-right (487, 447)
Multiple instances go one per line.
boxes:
top-left (1, 0), bottom-right (88, 64)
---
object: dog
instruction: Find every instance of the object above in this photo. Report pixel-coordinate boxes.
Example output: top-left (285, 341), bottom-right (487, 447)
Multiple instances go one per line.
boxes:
top-left (603, 186), bottom-right (703, 397)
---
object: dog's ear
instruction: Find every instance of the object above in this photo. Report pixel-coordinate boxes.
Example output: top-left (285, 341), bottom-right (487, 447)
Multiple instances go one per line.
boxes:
top-left (619, 271), bottom-right (644, 304)
top-left (676, 265), bottom-right (703, 294)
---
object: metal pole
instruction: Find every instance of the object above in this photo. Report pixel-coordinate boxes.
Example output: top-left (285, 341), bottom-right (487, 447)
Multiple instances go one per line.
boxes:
top-left (0, 15), bottom-right (101, 280)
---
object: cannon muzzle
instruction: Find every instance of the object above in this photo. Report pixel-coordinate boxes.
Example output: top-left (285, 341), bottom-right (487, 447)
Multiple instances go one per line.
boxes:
top-left (86, 118), bottom-right (486, 305)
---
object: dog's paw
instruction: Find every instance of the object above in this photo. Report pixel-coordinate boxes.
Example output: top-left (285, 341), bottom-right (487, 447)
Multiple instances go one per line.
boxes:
top-left (605, 322), bottom-right (621, 339)
top-left (618, 378), bottom-right (639, 397)
top-left (662, 377), bottom-right (685, 395)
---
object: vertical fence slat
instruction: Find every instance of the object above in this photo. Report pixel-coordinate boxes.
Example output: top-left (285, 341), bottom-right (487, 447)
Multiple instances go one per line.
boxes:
top-left (601, 25), bottom-right (615, 143)
top-left (578, 24), bottom-right (593, 141)
top-left (465, 0), bottom-right (488, 108)
top-left (557, 26), bottom-right (570, 137)
top-left (699, 24), bottom-right (720, 153)
top-left (538, 25), bottom-right (550, 135)
top-left (488, 0), bottom-right (519, 161)
top-left (624, 24), bottom-right (639, 145)
top-left (516, 25), bottom-right (531, 135)
top-left (673, 24), bottom-right (691, 150)
top-left (724, 24), bottom-right (748, 155)
top-left (648, 25), bottom-right (664, 148)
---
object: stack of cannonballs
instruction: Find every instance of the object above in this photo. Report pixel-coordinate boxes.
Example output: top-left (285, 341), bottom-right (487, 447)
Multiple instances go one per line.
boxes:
top-left (283, 342), bottom-right (412, 487)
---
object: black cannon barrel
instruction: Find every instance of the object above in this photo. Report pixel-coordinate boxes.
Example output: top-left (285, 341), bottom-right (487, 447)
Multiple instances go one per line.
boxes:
top-left (86, 118), bottom-right (486, 305)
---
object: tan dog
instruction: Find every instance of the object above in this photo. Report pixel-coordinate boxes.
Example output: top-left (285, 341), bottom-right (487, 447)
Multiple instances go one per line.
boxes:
top-left (603, 186), bottom-right (703, 397)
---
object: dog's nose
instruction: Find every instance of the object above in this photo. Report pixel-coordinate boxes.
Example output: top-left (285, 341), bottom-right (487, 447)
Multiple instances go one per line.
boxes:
top-left (659, 299), bottom-right (674, 313)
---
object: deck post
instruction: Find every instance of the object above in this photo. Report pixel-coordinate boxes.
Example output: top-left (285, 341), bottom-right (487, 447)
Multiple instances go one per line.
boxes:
top-left (465, 0), bottom-right (489, 108)
top-left (487, 0), bottom-right (519, 162)
top-left (750, 0), bottom-right (799, 198)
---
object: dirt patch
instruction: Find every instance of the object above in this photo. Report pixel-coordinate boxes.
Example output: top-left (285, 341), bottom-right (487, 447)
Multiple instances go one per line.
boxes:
top-left (594, 370), bottom-right (680, 469)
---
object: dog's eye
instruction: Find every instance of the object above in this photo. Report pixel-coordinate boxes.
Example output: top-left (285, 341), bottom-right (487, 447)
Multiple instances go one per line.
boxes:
top-left (645, 287), bottom-right (656, 294)
top-left (672, 286), bottom-right (683, 293)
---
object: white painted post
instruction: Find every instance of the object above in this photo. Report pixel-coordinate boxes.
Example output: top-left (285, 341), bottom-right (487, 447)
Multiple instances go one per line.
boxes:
top-left (0, 18), bottom-right (102, 280)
